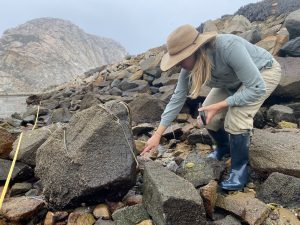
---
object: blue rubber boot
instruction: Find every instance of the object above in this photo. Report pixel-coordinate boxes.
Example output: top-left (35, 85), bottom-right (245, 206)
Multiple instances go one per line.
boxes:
top-left (220, 132), bottom-right (250, 191)
top-left (207, 128), bottom-right (230, 161)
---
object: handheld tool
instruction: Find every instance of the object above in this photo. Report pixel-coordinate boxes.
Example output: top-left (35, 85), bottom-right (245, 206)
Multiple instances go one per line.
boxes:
top-left (198, 102), bottom-right (207, 126)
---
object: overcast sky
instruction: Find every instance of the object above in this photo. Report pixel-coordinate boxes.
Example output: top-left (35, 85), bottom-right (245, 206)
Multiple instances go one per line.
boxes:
top-left (1, 0), bottom-right (259, 55)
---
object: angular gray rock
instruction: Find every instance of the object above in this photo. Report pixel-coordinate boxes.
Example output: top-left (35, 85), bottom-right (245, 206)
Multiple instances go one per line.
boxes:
top-left (161, 123), bottom-right (184, 140)
top-left (0, 159), bottom-right (33, 182)
top-left (10, 182), bottom-right (32, 196)
top-left (35, 101), bottom-right (137, 209)
top-left (266, 104), bottom-right (296, 124)
top-left (257, 172), bottom-right (300, 208)
top-left (202, 20), bottom-right (218, 33)
top-left (176, 151), bottom-right (225, 187)
top-left (143, 160), bottom-right (207, 225)
top-left (152, 73), bottom-right (179, 87)
top-left (284, 8), bottom-right (300, 40)
top-left (139, 52), bottom-right (163, 77)
top-left (40, 98), bottom-right (60, 110)
top-left (109, 87), bottom-right (123, 96)
top-left (187, 129), bottom-right (213, 145)
top-left (222, 15), bottom-right (251, 34)
top-left (132, 123), bottom-right (155, 136)
top-left (128, 93), bottom-right (166, 125)
top-left (95, 219), bottom-right (116, 225)
top-left (118, 79), bottom-right (139, 91)
top-left (111, 204), bottom-right (150, 225)
top-left (9, 124), bottom-right (58, 166)
top-left (80, 93), bottom-right (101, 110)
top-left (22, 106), bottom-right (50, 118)
top-left (122, 80), bottom-right (150, 93)
top-left (238, 29), bottom-right (262, 44)
top-left (250, 129), bottom-right (300, 178)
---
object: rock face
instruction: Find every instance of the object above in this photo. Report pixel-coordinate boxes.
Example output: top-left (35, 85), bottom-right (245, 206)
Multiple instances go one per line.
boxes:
top-left (0, 18), bottom-right (127, 93)
top-left (250, 129), bottom-right (300, 178)
top-left (35, 101), bottom-right (137, 209)
top-left (143, 161), bottom-right (207, 225)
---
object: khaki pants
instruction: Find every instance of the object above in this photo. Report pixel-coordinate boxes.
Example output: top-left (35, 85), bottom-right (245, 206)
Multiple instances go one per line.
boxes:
top-left (203, 58), bottom-right (282, 134)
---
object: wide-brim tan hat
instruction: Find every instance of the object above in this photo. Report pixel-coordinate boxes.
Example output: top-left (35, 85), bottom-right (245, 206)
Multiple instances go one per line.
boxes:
top-left (160, 24), bottom-right (217, 71)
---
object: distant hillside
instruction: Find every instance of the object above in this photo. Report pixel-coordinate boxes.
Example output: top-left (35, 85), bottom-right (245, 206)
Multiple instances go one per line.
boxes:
top-left (0, 18), bottom-right (127, 93)
top-left (235, 0), bottom-right (300, 22)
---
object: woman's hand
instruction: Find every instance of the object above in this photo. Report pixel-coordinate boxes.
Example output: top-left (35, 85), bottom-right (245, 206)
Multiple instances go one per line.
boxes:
top-left (140, 132), bottom-right (161, 156)
top-left (198, 100), bottom-right (229, 125)
top-left (141, 125), bottom-right (167, 156)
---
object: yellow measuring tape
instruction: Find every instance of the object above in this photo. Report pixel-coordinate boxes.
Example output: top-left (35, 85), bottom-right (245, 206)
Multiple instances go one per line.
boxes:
top-left (0, 106), bottom-right (40, 210)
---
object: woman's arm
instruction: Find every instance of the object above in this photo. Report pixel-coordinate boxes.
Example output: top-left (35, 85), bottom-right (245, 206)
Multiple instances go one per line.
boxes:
top-left (223, 41), bottom-right (267, 107)
top-left (141, 68), bottom-right (189, 155)
top-left (159, 68), bottom-right (190, 126)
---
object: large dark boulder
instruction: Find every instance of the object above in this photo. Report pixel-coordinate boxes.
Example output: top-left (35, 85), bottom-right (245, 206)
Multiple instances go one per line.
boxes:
top-left (35, 101), bottom-right (137, 209)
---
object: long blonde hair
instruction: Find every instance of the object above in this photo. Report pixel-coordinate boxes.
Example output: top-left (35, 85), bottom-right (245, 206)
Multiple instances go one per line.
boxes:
top-left (189, 41), bottom-right (215, 99)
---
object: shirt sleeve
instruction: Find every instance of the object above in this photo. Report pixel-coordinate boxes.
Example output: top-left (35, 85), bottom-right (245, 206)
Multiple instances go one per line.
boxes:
top-left (224, 41), bottom-right (266, 107)
top-left (160, 68), bottom-right (190, 127)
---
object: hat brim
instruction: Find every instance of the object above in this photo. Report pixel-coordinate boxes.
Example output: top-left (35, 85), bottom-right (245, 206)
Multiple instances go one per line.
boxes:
top-left (160, 32), bottom-right (217, 71)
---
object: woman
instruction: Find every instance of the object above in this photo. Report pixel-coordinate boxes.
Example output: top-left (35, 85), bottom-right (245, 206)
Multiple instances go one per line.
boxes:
top-left (141, 24), bottom-right (282, 191)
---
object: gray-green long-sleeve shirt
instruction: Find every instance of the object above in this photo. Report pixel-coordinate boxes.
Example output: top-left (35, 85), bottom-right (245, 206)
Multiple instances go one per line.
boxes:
top-left (160, 33), bottom-right (273, 127)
